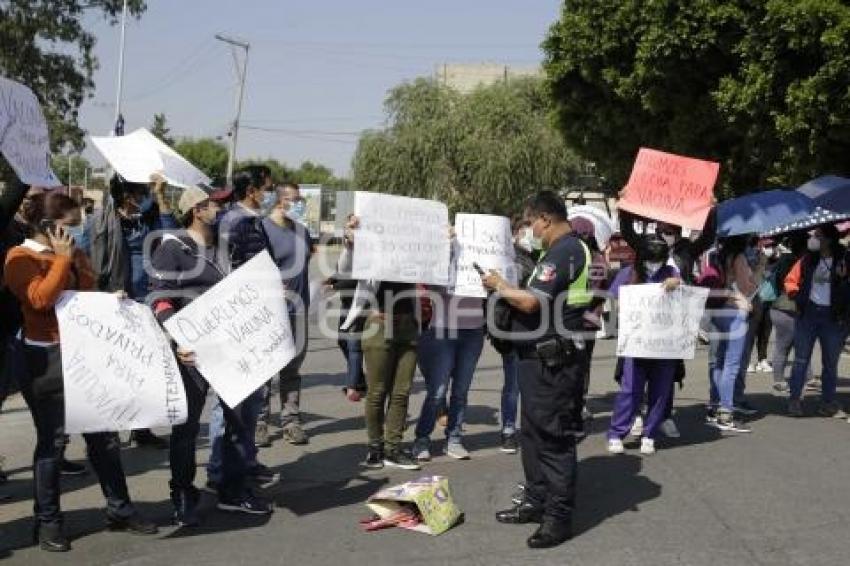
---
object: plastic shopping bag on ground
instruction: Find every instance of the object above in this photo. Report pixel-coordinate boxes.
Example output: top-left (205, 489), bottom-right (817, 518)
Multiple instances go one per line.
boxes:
top-left (364, 475), bottom-right (462, 535)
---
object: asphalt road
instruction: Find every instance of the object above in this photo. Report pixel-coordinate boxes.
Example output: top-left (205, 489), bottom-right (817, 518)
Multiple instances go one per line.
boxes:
top-left (1, 249), bottom-right (849, 565)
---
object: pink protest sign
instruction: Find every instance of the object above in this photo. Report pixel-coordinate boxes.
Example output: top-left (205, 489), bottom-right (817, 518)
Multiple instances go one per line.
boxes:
top-left (619, 148), bottom-right (719, 229)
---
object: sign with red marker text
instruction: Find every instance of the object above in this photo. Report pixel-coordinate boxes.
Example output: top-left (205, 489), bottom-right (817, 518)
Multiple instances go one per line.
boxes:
top-left (619, 148), bottom-right (718, 230)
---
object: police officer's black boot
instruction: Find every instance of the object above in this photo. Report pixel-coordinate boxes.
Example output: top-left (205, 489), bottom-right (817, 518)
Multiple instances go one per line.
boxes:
top-left (527, 520), bottom-right (572, 549)
top-left (495, 501), bottom-right (543, 524)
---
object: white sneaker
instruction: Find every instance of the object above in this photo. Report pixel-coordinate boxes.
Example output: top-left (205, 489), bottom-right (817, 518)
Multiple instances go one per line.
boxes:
top-left (659, 419), bottom-right (681, 438)
top-left (746, 363), bottom-right (757, 373)
top-left (412, 438), bottom-right (431, 462)
top-left (629, 415), bottom-right (644, 437)
top-left (446, 441), bottom-right (470, 460)
top-left (757, 360), bottom-right (773, 373)
top-left (640, 438), bottom-right (656, 455)
top-left (607, 438), bottom-right (625, 454)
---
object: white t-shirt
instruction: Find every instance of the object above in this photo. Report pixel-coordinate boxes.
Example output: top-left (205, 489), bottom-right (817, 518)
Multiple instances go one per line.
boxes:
top-left (809, 258), bottom-right (832, 306)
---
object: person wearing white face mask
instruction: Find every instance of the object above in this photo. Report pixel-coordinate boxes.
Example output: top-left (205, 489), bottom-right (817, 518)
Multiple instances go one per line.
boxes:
top-left (745, 239), bottom-right (780, 374)
top-left (783, 225), bottom-right (850, 419)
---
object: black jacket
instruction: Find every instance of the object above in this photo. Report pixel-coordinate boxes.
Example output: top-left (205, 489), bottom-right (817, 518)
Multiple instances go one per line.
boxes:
top-left (148, 233), bottom-right (226, 323)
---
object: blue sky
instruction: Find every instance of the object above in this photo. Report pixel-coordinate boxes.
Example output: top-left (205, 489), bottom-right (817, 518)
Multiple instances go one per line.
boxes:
top-left (80, 1), bottom-right (562, 177)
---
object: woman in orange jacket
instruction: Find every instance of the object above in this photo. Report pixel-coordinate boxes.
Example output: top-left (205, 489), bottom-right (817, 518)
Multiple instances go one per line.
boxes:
top-left (5, 192), bottom-right (156, 552)
top-left (783, 225), bottom-right (850, 418)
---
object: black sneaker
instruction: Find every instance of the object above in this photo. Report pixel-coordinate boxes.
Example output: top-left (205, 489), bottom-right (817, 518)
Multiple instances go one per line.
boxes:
top-left (217, 493), bottom-right (273, 515)
top-left (247, 463), bottom-right (276, 484)
top-left (500, 433), bottom-right (519, 454)
top-left (106, 513), bottom-right (159, 535)
top-left (60, 460), bottom-right (88, 476)
top-left (383, 449), bottom-right (421, 471)
top-left (733, 401), bottom-right (758, 416)
top-left (364, 445), bottom-right (384, 469)
top-left (132, 429), bottom-right (169, 450)
top-left (710, 410), bottom-right (752, 433)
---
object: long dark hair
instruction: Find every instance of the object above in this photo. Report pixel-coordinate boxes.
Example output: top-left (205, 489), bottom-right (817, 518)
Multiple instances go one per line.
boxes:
top-left (719, 235), bottom-right (748, 268)
top-left (21, 192), bottom-right (79, 238)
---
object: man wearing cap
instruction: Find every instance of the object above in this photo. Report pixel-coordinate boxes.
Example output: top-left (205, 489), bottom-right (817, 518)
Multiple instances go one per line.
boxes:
top-left (149, 185), bottom-right (273, 525)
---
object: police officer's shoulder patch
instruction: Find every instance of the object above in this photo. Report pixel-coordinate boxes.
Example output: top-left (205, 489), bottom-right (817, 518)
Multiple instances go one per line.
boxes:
top-left (536, 262), bottom-right (557, 282)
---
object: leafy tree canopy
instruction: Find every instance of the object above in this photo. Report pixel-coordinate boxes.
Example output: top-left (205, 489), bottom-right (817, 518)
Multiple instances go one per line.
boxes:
top-left (543, 0), bottom-right (850, 197)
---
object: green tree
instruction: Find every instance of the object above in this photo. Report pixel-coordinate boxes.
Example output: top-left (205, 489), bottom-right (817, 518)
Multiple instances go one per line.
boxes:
top-left (542, 0), bottom-right (850, 198)
top-left (352, 77), bottom-right (581, 215)
top-left (174, 138), bottom-right (229, 182)
top-left (50, 154), bottom-right (92, 186)
top-left (150, 113), bottom-right (174, 146)
top-left (292, 161), bottom-right (335, 185)
top-left (0, 0), bottom-right (146, 153)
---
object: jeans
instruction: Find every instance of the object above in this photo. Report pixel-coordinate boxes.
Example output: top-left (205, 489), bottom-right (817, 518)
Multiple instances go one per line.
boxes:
top-left (608, 358), bottom-right (676, 440)
top-left (789, 303), bottom-right (848, 403)
top-left (770, 308), bottom-right (799, 385)
top-left (709, 310), bottom-right (749, 411)
top-left (19, 344), bottom-right (136, 525)
top-left (414, 327), bottom-right (485, 442)
top-left (362, 315), bottom-right (418, 452)
top-left (207, 387), bottom-right (263, 483)
top-left (338, 335), bottom-right (366, 391)
top-left (500, 351), bottom-right (520, 434)
top-left (260, 312), bottom-right (308, 428)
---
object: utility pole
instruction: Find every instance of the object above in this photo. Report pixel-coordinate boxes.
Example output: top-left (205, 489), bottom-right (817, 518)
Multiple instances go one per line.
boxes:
top-left (114, 0), bottom-right (129, 136)
top-left (215, 34), bottom-right (250, 186)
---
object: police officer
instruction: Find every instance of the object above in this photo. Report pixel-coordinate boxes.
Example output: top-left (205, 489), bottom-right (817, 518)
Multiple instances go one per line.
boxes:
top-left (482, 191), bottom-right (592, 549)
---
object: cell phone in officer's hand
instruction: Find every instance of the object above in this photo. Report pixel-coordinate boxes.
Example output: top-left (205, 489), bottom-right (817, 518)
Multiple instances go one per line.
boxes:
top-left (472, 262), bottom-right (485, 276)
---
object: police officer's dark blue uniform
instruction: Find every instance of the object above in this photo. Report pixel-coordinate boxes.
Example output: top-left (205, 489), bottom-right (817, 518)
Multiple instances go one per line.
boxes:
top-left (483, 191), bottom-right (591, 549)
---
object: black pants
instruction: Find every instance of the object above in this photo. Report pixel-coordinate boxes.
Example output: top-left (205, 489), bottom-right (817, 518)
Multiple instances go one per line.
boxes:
top-left (170, 364), bottom-right (248, 502)
top-left (517, 351), bottom-right (586, 523)
top-left (19, 344), bottom-right (135, 525)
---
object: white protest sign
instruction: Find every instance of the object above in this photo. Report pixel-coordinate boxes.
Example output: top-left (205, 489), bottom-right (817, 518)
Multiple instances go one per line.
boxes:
top-left (452, 213), bottom-right (516, 297)
top-left (56, 292), bottom-right (187, 434)
top-left (163, 251), bottom-right (295, 408)
top-left (616, 284), bottom-right (709, 359)
top-left (352, 191), bottom-right (451, 285)
top-left (90, 128), bottom-right (211, 188)
top-left (0, 76), bottom-right (59, 186)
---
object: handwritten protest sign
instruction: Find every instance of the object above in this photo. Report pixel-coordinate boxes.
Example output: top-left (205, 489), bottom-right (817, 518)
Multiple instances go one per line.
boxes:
top-left (367, 476), bottom-right (462, 536)
top-left (163, 251), bottom-right (295, 408)
top-left (56, 292), bottom-right (187, 434)
top-left (352, 191), bottom-right (451, 285)
top-left (0, 76), bottom-right (59, 186)
top-left (619, 147), bottom-right (719, 230)
top-left (616, 284), bottom-right (709, 359)
top-left (452, 213), bottom-right (516, 297)
top-left (90, 128), bottom-right (210, 188)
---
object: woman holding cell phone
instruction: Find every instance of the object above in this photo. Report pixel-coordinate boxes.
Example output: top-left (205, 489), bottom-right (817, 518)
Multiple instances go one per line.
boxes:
top-left (4, 192), bottom-right (157, 552)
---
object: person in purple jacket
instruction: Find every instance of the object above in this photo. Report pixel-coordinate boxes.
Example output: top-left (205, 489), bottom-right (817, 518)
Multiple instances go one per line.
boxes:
top-left (607, 236), bottom-right (682, 456)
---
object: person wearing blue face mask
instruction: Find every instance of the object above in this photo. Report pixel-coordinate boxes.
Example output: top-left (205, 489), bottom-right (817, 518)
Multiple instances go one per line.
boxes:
top-left (253, 182), bottom-right (312, 449)
top-left (88, 173), bottom-right (177, 449)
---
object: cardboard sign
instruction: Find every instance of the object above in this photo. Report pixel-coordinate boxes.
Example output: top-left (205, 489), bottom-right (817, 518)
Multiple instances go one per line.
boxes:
top-left (619, 148), bottom-right (718, 230)
top-left (452, 213), bottom-right (516, 297)
top-left (90, 128), bottom-right (210, 188)
top-left (163, 251), bottom-right (295, 408)
top-left (0, 76), bottom-right (60, 186)
top-left (56, 292), bottom-right (187, 433)
top-left (352, 191), bottom-right (451, 285)
top-left (367, 476), bottom-right (462, 536)
top-left (616, 283), bottom-right (709, 359)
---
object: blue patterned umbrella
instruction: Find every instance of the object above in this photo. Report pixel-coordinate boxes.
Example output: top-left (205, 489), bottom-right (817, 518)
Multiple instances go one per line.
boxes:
top-left (717, 189), bottom-right (815, 237)
top-left (796, 176), bottom-right (850, 213)
top-left (761, 206), bottom-right (850, 236)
